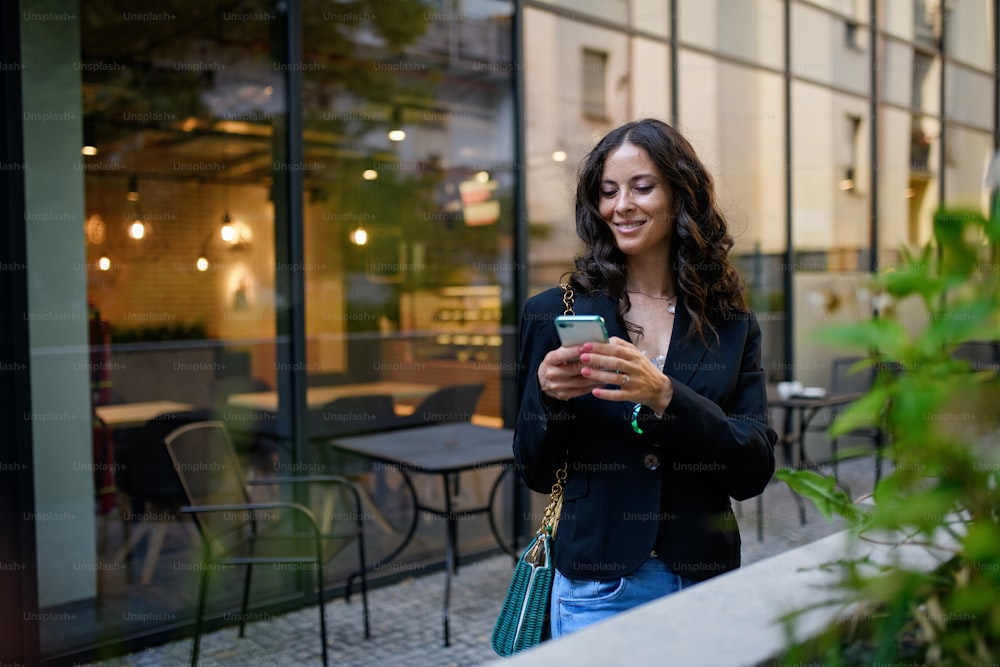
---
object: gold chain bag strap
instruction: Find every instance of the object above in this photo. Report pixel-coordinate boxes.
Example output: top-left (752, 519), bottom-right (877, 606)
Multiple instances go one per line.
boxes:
top-left (491, 283), bottom-right (573, 656)
top-left (547, 281), bottom-right (576, 540)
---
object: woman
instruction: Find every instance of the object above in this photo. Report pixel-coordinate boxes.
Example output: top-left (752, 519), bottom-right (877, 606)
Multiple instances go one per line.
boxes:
top-left (514, 118), bottom-right (777, 637)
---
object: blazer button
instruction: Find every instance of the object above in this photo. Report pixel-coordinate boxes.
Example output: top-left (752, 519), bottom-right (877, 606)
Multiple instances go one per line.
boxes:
top-left (642, 452), bottom-right (661, 470)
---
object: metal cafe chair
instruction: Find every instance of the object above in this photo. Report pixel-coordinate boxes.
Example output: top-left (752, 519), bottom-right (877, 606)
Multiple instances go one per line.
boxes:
top-left (307, 394), bottom-right (398, 441)
top-left (306, 394), bottom-right (400, 534)
top-left (382, 382), bottom-right (487, 519)
top-left (164, 420), bottom-right (370, 667)
top-left (111, 408), bottom-right (216, 584)
top-left (952, 340), bottom-right (1000, 372)
top-left (805, 356), bottom-right (893, 487)
top-left (390, 382), bottom-right (485, 429)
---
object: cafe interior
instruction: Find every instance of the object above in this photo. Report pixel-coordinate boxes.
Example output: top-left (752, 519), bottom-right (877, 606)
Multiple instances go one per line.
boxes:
top-left (36, 0), bottom-right (522, 660)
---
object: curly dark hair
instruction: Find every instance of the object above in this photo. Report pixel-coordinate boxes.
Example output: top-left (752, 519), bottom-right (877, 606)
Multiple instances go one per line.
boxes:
top-left (569, 118), bottom-right (747, 344)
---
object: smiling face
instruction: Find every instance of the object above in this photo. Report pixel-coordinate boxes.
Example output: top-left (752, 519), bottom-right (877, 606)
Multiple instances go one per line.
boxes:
top-left (597, 141), bottom-right (673, 260)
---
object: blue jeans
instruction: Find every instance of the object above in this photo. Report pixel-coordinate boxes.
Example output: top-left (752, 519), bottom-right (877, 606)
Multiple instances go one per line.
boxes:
top-left (550, 556), bottom-right (696, 638)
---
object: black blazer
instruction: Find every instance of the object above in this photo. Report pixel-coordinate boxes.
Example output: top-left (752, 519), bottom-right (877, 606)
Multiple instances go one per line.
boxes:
top-left (513, 287), bottom-right (777, 582)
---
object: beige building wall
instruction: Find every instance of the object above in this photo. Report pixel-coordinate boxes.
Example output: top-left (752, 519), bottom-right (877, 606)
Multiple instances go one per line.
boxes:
top-left (521, 0), bottom-right (995, 380)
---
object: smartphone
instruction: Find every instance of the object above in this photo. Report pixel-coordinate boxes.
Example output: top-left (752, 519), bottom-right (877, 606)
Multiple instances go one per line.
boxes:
top-left (555, 315), bottom-right (609, 347)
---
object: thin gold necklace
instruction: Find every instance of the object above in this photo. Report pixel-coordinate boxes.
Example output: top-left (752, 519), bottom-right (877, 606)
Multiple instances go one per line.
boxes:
top-left (627, 290), bottom-right (677, 314)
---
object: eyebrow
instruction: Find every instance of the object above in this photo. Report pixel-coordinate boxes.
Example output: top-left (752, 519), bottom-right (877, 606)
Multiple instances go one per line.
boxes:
top-left (601, 173), bottom-right (658, 185)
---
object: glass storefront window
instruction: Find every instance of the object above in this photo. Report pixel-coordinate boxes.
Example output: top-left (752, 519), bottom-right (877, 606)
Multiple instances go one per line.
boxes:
top-left (945, 126), bottom-right (995, 208)
top-left (945, 63), bottom-right (994, 130)
top-left (884, 0), bottom-right (919, 41)
top-left (791, 1), bottom-right (869, 97)
top-left (678, 54), bottom-right (785, 378)
top-left (24, 0), bottom-right (516, 660)
top-left (630, 37), bottom-right (671, 123)
top-left (631, 0), bottom-right (671, 37)
top-left (522, 6), bottom-right (632, 293)
top-left (532, 0), bottom-right (629, 25)
top-left (880, 40), bottom-right (938, 111)
top-left (947, 0), bottom-right (994, 71)
top-left (34, 0), bottom-right (290, 657)
top-left (679, 0), bottom-right (783, 71)
top-left (298, 0), bottom-right (517, 571)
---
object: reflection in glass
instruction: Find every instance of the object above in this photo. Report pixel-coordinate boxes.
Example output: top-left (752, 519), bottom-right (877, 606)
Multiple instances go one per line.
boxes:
top-left (297, 0), bottom-right (517, 572)
top-left (64, 0), bottom-right (288, 658)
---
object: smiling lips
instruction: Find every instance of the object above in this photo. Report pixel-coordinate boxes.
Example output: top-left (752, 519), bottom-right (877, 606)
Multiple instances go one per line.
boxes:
top-left (613, 220), bottom-right (646, 232)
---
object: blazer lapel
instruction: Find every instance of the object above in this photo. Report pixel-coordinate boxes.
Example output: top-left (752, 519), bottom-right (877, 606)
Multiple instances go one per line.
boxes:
top-left (664, 295), bottom-right (709, 386)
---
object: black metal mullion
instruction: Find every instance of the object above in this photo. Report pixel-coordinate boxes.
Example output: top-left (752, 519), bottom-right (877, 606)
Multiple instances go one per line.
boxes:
top-left (508, 0), bottom-right (527, 432)
top-left (869, 0), bottom-right (878, 274)
top-left (783, 0), bottom-right (794, 378)
top-left (939, 3), bottom-right (947, 206)
top-left (995, 0), bottom-right (999, 153)
top-left (272, 0), bottom-right (307, 466)
top-left (670, 0), bottom-right (679, 126)
top-left (509, 0), bottom-right (529, 548)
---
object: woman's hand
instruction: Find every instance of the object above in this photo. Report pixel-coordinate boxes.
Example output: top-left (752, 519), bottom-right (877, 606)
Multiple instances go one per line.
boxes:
top-left (578, 336), bottom-right (673, 414)
top-left (537, 344), bottom-right (605, 402)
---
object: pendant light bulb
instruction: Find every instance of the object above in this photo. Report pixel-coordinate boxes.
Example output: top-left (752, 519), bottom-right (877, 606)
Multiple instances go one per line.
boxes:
top-left (126, 174), bottom-right (140, 202)
top-left (350, 227), bottom-right (368, 245)
top-left (221, 213), bottom-right (236, 243)
top-left (128, 219), bottom-right (145, 240)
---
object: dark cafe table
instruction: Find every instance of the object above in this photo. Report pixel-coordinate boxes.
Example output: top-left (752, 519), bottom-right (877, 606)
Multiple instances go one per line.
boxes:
top-left (328, 422), bottom-right (518, 647)
top-left (227, 381), bottom-right (438, 412)
top-left (94, 400), bottom-right (195, 428)
top-left (766, 386), bottom-right (864, 468)
top-left (763, 385), bottom-right (865, 532)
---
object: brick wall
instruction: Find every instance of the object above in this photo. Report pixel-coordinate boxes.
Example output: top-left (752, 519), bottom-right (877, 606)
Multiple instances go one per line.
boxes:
top-left (85, 176), bottom-right (274, 341)
top-left (85, 176), bottom-right (508, 419)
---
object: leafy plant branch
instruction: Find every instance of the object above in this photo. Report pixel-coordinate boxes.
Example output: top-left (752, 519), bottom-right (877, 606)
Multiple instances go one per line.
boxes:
top-left (775, 201), bottom-right (1000, 665)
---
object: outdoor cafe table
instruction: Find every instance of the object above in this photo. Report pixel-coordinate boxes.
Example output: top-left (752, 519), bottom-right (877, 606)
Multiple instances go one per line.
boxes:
top-left (94, 400), bottom-right (195, 428)
top-left (328, 422), bottom-right (518, 647)
top-left (766, 387), bottom-right (865, 470)
top-left (762, 386), bottom-right (865, 534)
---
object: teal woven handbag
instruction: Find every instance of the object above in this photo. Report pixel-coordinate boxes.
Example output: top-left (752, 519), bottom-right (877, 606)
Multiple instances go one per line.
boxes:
top-left (491, 461), bottom-right (567, 656)
top-left (493, 281), bottom-right (574, 656)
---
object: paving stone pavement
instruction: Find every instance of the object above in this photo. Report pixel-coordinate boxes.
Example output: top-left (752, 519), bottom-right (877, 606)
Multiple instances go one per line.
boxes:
top-left (84, 456), bottom-right (880, 667)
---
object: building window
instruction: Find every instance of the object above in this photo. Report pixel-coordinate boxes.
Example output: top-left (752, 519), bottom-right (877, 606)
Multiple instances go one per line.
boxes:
top-left (842, 0), bottom-right (865, 50)
top-left (910, 123), bottom-right (931, 174)
top-left (914, 0), bottom-right (937, 46)
top-left (582, 48), bottom-right (608, 119)
top-left (844, 19), bottom-right (860, 49)
top-left (911, 51), bottom-right (933, 110)
top-left (841, 114), bottom-right (862, 192)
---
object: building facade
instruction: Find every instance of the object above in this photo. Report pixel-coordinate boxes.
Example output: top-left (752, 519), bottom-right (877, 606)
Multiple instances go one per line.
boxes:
top-left (1, 0), bottom-right (996, 664)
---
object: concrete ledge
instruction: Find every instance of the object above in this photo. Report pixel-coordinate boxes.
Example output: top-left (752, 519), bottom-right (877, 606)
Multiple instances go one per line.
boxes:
top-left (487, 529), bottom-right (949, 667)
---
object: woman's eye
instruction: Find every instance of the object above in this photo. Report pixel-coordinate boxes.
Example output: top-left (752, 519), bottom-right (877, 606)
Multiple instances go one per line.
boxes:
top-left (634, 185), bottom-right (653, 194)
top-left (601, 190), bottom-right (618, 198)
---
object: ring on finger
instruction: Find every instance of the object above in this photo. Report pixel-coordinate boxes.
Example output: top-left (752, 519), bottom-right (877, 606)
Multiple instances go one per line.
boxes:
top-left (622, 374), bottom-right (631, 386)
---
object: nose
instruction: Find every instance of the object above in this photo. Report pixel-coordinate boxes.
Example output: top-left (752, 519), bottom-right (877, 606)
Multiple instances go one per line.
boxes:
top-left (614, 190), bottom-right (635, 214)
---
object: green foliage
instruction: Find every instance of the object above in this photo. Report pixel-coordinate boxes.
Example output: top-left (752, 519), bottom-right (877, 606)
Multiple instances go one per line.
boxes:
top-left (774, 469), bottom-right (862, 523)
top-left (777, 205), bottom-right (1000, 665)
